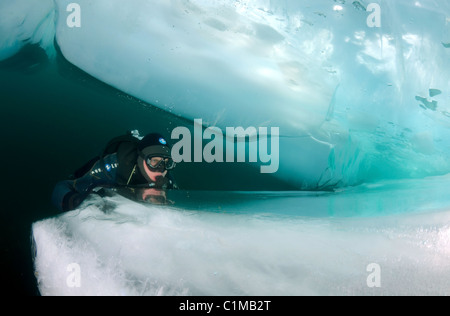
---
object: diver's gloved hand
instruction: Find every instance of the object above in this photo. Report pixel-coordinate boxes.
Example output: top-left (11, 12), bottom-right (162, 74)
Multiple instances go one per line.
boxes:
top-left (62, 191), bottom-right (90, 212)
top-left (154, 176), bottom-right (170, 189)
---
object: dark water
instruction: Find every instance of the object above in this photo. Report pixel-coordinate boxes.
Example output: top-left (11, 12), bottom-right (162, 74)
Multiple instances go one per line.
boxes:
top-left (0, 45), bottom-right (296, 295)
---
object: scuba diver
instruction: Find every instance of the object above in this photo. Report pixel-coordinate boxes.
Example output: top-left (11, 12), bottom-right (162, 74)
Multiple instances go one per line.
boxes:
top-left (52, 131), bottom-right (178, 212)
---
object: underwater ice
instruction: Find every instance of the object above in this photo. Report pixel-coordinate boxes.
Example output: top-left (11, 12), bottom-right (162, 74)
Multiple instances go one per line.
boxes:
top-left (33, 176), bottom-right (450, 296)
top-left (0, 0), bottom-right (55, 60)
top-left (2, 0), bottom-right (450, 188)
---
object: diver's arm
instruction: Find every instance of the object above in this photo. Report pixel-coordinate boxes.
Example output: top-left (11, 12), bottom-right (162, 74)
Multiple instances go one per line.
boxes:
top-left (51, 180), bottom-right (91, 212)
top-left (52, 156), bottom-right (118, 212)
top-left (51, 173), bottom-right (109, 212)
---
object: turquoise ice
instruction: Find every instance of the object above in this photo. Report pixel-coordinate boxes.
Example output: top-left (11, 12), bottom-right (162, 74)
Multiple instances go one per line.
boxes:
top-left (2, 0), bottom-right (450, 188)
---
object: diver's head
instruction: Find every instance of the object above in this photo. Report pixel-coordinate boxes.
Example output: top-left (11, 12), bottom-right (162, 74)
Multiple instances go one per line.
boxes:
top-left (137, 133), bottom-right (176, 183)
